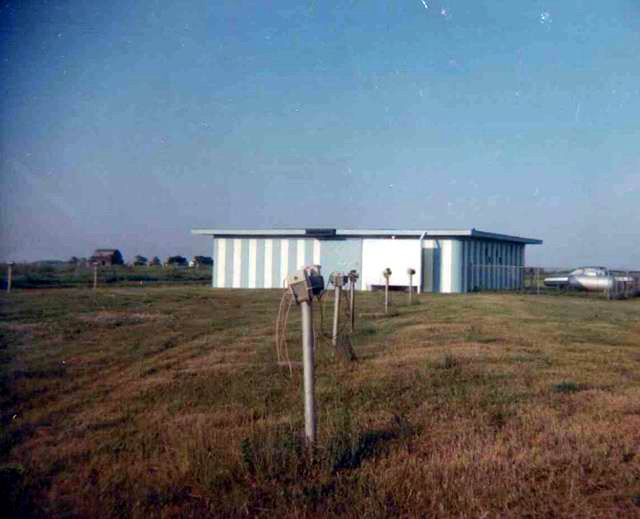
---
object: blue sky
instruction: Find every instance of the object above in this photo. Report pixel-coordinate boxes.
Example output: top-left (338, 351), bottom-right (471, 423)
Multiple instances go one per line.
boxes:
top-left (1, 0), bottom-right (639, 267)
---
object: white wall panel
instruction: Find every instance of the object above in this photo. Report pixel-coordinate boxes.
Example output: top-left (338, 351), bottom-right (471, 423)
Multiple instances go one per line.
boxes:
top-left (248, 239), bottom-right (257, 288)
top-left (313, 240), bottom-right (321, 265)
top-left (440, 240), bottom-right (453, 293)
top-left (297, 239), bottom-right (305, 269)
top-left (232, 239), bottom-right (242, 288)
top-left (280, 240), bottom-right (289, 287)
top-left (216, 238), bottom-right (226, 288)
top-left (264, 240), bottom-right (273, 288)
top-left (361, 239), bottom-right (421, 290)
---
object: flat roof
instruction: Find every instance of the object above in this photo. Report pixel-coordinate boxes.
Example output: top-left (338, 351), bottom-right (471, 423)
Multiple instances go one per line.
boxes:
top-left (192, 228), bottom-right (542, 244)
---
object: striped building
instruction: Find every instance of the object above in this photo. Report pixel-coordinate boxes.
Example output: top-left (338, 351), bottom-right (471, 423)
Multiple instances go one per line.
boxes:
top-left (191, 228), bottom-right (542, 294)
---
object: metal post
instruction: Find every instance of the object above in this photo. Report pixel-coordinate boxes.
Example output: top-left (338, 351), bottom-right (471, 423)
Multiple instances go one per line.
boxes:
top-left (332, 284), bottom-right (341, 348)
top-left (408, 268), bottom-right (415, 304)
top-left (385, 276), bottom-right (389, 314)
top-left (300, 300), bottom-right (316, 444)
top-left (93, 265), bottom-right (98, 290)
top-left (382, 268), bottom-right (392, 314)
top-left (536, 268), bottom-right (540, 295)
top-left (349, 280), bottom-right (355, 333)
top-left (7, 263), bottom-right (13, 293)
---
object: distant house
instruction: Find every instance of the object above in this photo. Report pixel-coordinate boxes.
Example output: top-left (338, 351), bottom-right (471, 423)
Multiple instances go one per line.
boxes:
top-left (90, 249), bottom-right (124, 266)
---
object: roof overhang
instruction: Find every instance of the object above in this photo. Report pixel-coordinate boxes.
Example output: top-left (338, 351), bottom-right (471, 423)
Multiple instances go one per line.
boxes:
top-left (191, 228), bottom-right (542, 245)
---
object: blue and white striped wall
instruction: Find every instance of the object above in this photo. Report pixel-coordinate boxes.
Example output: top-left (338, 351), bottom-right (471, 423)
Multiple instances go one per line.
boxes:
top-left (212, 238), bottom-right (364, 289)
top-left (210, 236), bottom-right (526, 293)
top-left (423, 239), bottom-right (525, 293)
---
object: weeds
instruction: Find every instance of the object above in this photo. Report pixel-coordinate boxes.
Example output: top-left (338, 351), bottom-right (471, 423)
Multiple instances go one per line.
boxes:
top-left (552, 381), bottom-right (585, 394)
top-left (0, 288), bottom-right (638, 517)
top-left (437, 353), bottom-right (460, 370)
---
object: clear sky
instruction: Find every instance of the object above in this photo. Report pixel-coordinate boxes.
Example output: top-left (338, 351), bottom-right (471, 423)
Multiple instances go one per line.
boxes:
top-left (1, 0), bottom-right (639, 268)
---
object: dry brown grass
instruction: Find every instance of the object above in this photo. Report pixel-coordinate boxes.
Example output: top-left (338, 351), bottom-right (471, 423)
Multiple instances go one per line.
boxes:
top-left (1, 287), bottom-right (639, 517)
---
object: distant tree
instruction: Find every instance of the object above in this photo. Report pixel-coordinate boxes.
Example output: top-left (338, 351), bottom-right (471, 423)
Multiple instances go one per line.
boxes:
top-left (193, 255), bottom-right (213, 268)
top-left (69, 256), bottom-right (80, 265)
top-left (111, 250), bottom-right (124, 265)
top-left (149, 256), bottom-right (162, 267)
top-left (166, 255), bottom-right (187, 267)
top-left (133, 255), bottom-right (148, 266)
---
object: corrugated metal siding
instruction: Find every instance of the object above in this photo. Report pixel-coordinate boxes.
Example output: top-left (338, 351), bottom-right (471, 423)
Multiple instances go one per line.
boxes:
top-left (449, 240), bottom-right (464, 293)
top-left (212, 237), bottom-right (355, 289)
top-left (421, 239), bottom-right (442, 293)
top-left (440, 238), bottom-right (527, 293)
top-left (421, 247), bottom-right (435, 292)
top-left (211, 235), bottom-right (532, 293)
top-left (322, 239), bottom-right (363, 289)
top-left (264, 239), bottom-right (273, 288)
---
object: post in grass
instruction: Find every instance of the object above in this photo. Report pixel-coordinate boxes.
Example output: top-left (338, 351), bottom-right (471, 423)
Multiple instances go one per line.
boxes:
top-left (286, 266), bottom-right (324, 444)
top-left (383, 268), bottom-right (392, 314)
top-left (93, 264), bottom-right (98, 290)
top-left (407, 267), bottom-right (416, 304)
top-left (6, 262), bottom-right (14, 293)
top-left (348, 270), bottom-right (359, 333)
top-left (329, 272), bottom-right (345, 348)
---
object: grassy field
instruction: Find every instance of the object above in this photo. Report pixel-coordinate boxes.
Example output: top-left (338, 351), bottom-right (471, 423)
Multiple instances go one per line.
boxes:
top-left (1, 287), bottom-right (639, 517)
top-left (0, 263), bottom-right (212, 289)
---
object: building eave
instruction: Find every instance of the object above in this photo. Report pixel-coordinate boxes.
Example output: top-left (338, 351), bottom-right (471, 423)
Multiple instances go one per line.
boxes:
top-left (191, 228), bottom-right (542, 244)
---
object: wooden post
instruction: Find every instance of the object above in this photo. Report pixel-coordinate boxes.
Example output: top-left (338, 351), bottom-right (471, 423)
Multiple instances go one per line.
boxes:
top-left (6, 263), bottom-right (13, 293)
top-left (93, 265), bottom-right (98, 290)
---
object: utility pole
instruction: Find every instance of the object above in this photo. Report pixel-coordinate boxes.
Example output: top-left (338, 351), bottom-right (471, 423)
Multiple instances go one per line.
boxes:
top-left (383, 268), bottom-right (392, 314)
top-left (6, 262), bottom-right (14, 293)
top-left (348, 270), bottom-right (359, 333)
top-left (286, 267), bottom-right (324, 444)
top-left (407, 268), bottom-right (415, 304)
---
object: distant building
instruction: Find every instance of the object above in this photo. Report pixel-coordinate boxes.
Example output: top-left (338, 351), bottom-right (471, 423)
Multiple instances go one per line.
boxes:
top-left (192, 228), bottom-right (542, 293)
top-left (90, 249), bottom-right (124, 266)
